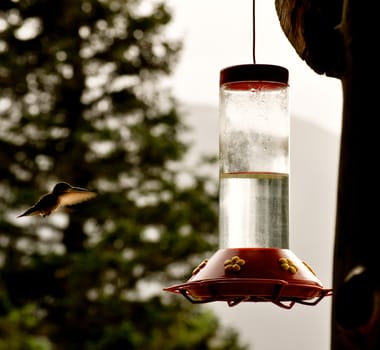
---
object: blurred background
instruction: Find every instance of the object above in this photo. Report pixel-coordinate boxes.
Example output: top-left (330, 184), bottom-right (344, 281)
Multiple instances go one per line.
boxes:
top-left (0, 0), bottom-right (342, 349)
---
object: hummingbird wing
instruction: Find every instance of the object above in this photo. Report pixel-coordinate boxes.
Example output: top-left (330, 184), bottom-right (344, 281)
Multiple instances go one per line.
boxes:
top-left (58, 191), bottom-right (97, 207)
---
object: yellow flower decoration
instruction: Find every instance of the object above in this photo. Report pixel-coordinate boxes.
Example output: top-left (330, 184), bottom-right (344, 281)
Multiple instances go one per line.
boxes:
top-left (192, 259), bottom-right (208, 276)
top-left (224, 256), bottom-right (246, 272)
top-left (278, 257), bottom-right (298, 274)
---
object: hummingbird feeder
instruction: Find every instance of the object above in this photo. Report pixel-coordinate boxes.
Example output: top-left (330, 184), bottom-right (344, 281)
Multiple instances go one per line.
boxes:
top-left (164, 2), bottom-right (332, 308)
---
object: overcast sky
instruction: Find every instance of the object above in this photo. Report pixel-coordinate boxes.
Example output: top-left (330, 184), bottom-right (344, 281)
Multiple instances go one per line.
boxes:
top-left (165, 1), bottom-right (343, 349)
top-left (167, 0), bottom-right (343, 134)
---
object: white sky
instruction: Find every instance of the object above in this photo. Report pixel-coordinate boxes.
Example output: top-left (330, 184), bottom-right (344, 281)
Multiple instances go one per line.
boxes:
top-left (165, 1), bottom-right (343, 349)
top-left (167, 0), bottom-right (343, 135)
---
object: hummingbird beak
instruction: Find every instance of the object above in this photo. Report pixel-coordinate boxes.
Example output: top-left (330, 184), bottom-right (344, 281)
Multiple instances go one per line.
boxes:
top-left (67, 186), bottom-right (90, 192)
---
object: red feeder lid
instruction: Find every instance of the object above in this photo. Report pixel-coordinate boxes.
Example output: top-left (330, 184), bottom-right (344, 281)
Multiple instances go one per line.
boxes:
top-left (220, 64), bottom-right (289, 86)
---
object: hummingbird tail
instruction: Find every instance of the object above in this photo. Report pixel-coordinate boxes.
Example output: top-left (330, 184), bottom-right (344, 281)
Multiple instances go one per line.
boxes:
top-left (16, 207), bottom-right (40, 218)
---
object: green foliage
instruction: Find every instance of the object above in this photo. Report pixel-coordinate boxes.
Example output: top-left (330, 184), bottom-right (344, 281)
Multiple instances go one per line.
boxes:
top-left (0, 0), bottom-right (247, 349)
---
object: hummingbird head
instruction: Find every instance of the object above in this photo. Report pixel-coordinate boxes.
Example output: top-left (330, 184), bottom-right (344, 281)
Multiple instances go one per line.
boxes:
top-left (52, 182), bottom-right (93, 195)
top-left (52, 182), bottom-right (72, 194)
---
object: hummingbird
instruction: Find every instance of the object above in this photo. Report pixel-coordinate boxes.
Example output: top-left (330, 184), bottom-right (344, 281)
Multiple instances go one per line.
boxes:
top-left (17, 182), bottom-right (97, 218)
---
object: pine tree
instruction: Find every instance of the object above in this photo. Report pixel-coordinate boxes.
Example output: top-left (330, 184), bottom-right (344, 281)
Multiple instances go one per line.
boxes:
top-left (0, 0), bottom-right (247, 349)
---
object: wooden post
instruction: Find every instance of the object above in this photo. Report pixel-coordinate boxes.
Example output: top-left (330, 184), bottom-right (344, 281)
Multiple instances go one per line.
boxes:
top-left (275, 0), bottom-right (380, 348)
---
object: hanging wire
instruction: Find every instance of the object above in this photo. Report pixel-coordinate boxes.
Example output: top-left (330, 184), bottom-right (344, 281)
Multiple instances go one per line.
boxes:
top-left (252, 0), bottom-right (256, 64)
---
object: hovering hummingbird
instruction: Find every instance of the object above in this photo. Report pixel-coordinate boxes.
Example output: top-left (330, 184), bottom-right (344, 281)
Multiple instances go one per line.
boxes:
top-left (17, 182), bottom-right (97, 218)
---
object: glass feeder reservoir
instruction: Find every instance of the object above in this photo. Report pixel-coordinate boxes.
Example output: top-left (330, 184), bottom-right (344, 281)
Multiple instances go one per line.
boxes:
top-left (164, 64), bottom-right (332, 308)
top-left (219, 64), bottom-right (289, 249)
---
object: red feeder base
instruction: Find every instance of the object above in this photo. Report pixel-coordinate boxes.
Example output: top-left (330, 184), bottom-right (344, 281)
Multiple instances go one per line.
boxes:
top-left (164, 248), bottom-right (332, 308)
